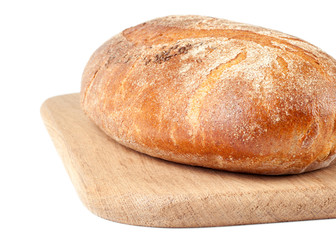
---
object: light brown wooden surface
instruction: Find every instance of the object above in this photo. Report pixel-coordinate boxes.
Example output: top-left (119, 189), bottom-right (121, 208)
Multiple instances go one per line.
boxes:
top-left (41, 93), bottom-right (336, 227)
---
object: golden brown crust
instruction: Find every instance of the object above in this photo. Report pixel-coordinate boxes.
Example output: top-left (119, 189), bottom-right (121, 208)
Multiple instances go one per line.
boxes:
top-left (80, 15), bottom-right (336, 175)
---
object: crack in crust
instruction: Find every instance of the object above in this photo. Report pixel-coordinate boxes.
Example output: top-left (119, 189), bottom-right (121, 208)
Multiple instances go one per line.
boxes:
top-left (187, 50), bottom-right (247, 139)
top-left (276, 56), bottom-right (289, 73)
top-left (82, 69), bottom-right (99, 106)
top-left (123, 25), bottom-right (329, 78)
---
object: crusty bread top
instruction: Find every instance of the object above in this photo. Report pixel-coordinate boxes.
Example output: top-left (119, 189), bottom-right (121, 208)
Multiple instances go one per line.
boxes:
top-left (81, 15), bottom-right (336, 175)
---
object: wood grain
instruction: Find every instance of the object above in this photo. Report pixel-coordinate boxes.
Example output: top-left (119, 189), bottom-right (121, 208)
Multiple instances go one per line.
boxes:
top-left (41, 93), bottom-right (336, 227)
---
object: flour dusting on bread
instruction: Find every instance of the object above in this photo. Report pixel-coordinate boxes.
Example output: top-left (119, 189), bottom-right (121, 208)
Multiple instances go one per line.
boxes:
top-left (81, 15), bottom-right (336, 175)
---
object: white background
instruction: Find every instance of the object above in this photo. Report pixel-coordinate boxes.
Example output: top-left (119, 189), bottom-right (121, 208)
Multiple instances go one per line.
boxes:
top-left (1, 0), bottom-right (335, 239)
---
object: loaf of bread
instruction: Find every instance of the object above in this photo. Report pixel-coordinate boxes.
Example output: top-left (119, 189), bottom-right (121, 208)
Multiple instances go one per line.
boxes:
top-left (80, 15), bottom-right (336, 175)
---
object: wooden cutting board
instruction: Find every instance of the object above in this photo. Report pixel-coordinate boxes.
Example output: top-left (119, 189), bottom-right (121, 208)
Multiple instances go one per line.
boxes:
top-left (41, 93), bottom-right (336, 227)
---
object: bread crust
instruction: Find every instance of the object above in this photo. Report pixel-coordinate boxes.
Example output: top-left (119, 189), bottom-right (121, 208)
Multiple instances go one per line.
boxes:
top-left (81, 15), bottom-right (336, 175)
